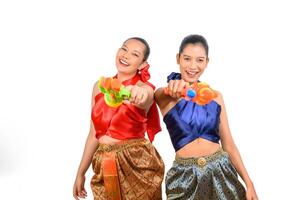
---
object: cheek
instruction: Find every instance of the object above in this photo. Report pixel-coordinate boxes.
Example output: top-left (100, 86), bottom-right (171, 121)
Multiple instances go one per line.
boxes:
top-left (134, 56), bottom-right (144, 65)
top-left (199, 63), bottom-right (207, 70)
top-left (116, 51), bottom-right (122, 59)
top-left (179, 62), bottom-right (189, 70)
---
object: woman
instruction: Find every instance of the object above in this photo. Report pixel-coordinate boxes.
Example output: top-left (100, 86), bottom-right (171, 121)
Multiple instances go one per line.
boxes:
top-left (73, 37), bottom-right (164, 200)
top-left (155, 34), bottom-right (258, 200)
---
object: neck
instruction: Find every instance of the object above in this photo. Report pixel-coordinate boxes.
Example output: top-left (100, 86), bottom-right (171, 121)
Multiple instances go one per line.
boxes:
top-left (117, 71), bottom-right (137, 82)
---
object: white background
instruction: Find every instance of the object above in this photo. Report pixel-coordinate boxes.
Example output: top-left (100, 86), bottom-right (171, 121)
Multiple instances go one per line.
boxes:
top-left (1, 0), bottom-right (300, 199)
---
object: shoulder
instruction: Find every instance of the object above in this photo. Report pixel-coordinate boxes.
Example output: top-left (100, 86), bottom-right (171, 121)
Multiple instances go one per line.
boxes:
top-left (92, 80), bottom-right (101, 98)
top-left (213, 89), bottom-right (225, 107)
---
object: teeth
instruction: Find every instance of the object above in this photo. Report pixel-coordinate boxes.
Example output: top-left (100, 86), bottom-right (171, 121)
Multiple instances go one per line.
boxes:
top-left (187, 71), bottom-right (197, 75)
top-left (120, 59), bottom-right (129, 65)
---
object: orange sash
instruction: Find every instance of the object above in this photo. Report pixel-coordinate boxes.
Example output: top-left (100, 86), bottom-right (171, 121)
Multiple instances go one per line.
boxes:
top-left (102, 152), bottom-right (122, 200)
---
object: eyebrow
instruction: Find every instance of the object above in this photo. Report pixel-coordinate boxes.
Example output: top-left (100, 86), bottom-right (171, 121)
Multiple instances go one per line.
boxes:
top-left (182, 54), bottom-right (206, 59)
top-left (122, 44), bottom-right (142, 55)
top-left (133, 50), bottom-right (141, 55)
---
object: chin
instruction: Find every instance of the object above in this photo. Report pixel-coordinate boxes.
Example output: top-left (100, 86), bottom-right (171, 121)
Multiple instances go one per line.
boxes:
top-left (183, 75), bottom-right (201, 83)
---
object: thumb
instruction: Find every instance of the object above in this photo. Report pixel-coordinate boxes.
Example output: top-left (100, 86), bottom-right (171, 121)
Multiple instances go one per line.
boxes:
top-left (124, 85), bottom-right (133, 92)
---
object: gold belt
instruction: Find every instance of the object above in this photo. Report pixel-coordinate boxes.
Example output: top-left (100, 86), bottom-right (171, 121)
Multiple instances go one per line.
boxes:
top-left (175, 148), bottom-right (225, 168)
top-left (96, 138), bottom-right (150, 153)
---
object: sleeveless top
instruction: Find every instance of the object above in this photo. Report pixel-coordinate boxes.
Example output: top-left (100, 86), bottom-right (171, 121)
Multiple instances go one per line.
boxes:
top-left (91, 73), bottom-right (161, 142)
top-left (163, 72), bottom-right (221, 151)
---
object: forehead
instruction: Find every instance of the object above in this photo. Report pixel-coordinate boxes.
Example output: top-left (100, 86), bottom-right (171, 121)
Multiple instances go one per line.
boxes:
top-left (123, 39), bottom-right (145, 52)
top-left (182, 43), bottom-right (206, 57)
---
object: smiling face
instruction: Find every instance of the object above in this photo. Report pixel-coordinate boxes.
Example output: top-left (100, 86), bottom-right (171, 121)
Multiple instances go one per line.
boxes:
top-left (115, 39), bottom-right (146, 77)
top-left (177, 43), bottom-right (209, 83)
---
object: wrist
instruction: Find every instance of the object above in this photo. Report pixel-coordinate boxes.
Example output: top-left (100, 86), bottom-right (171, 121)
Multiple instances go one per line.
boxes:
top-left (245, 180), bottom-right (254, 188)
top-left (76, 170), bottom-right (86, 177)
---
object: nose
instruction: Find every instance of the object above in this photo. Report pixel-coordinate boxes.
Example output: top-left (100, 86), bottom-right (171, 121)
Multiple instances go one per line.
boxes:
top-left (190, 61), bottom-right (198, 69)
top-left (122, 51), bottom-right (129, 59)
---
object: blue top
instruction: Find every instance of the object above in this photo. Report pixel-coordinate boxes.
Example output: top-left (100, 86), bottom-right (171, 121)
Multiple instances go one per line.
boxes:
top-left (163, 72), bottom-right (221, 151)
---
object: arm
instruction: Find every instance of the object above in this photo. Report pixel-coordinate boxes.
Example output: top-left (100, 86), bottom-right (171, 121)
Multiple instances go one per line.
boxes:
top-left (73, 82), bottom-right (100, 200)
top-left (215, 91), bottom-right (258, 200)
top-left (155, 79), bottom-right (187, 115)
top-left (154, 87), bottom-right (171, 115)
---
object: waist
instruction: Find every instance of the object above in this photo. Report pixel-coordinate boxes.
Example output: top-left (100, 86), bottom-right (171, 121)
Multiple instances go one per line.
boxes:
top-left (176, 137), bottom-right (220, 157)
top-left (96, 138), bottom-right (150, 153)
top-left (175, 148), bottom-right (225, 168)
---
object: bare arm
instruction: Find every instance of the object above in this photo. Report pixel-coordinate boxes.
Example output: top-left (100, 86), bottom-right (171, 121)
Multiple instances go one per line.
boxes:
top-left (73, 82), bottom-right (100, 199)
top-left (155, 80), bottom-right (187, 116)
top-left (215, 91), bottom-right (258, 199)
top-left (154, 87), bottom-right (171, 115)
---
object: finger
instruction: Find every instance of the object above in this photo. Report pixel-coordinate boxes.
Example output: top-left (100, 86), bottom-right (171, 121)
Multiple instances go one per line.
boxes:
top-left (73, 191), bottom-right (79, 200)
top-left (135, 89), bottom-right (144, 102)
top-left (125, 85), bottom-right (133, 91)
top-left (138, 91), bottom-right (148, 105)
top-left (178, 80), bottom-right (187, 98)
top-left (134, 90), bottom-right (144, 104)
top-left (172, 80), bottom-right (179, 97)
top-left (77, 185), bottom-right (86, 198)
top-left (127, 85), bottom-right (136, 102)
top-left (73, 186), bottom-right (80, 200)
top-left (168, 80), bottom-right (174, 96)
top-left (73, 193), bottom-right (79, 200)
top-left (130, 87), bottom-right (138, 103)
top-left (78, 191), bottom-right (86, 198)
top-left (82, 188), bottom-right (87, 195)
top-left (179, 80), bottom-right (188, 91)
top-left (80, 188), bottom-right (87, 197)
top-left (122, 99), bottom-right (130, 104)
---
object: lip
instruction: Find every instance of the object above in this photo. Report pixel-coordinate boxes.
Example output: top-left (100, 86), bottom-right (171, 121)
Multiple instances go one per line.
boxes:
top-left (185, 70), bottom-right (199, 77)
top-left (118, 59), bottom-right (130, 67)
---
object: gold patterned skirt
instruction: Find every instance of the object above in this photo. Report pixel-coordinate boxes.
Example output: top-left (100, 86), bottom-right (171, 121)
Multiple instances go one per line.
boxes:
top-left (90, 138), bottom-right (164, 200)
top-left (165, 148), bottom-right (246, 200)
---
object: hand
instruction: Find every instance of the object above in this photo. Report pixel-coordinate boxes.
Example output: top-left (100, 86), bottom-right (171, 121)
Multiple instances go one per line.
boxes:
top-left (125, 85), bottom-right (148, 106)
top-left (246, 184), bottom-right (258, 200)
top-left (165, 79), bottom-right (188, 99)
top-left (73, 175), bottom-right (87, 199)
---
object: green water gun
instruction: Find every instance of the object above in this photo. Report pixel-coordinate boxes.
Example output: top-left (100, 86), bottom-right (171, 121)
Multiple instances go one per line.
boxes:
top-left (98, 77), bottom-right (131, 107)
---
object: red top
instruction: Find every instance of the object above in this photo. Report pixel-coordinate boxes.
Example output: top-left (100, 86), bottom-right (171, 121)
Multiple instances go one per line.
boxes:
top-left (91, 73), bottom-right (161, 142)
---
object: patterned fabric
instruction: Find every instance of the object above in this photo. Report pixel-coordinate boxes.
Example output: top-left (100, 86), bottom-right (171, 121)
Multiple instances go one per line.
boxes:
top-left (91, 139), bottom-right (164, 200)
top-left (165, 149), bottom-right (246, 200)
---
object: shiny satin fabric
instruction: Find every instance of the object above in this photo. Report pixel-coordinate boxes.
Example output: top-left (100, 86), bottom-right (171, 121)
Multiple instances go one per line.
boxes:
top-left (165, 149), bottom-right (246, 200)
top-left (163, 98), bottom-right (221, 151)
top-left (102, 152), bottom-right (122, 200)
top-left (91, 139), bottom-right (164, 200)
top-left (91, 73), bottom-right (161, 142)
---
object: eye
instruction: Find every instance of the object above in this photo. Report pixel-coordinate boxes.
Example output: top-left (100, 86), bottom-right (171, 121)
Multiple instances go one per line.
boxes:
top-left (197, 59), bottom-right (204, 63)
top-left (132, 53), bottom-right (139, 57)
top-left (120, 47), bottom-right (127, 51)
top-left (184, 57), bottom-right (190, 61)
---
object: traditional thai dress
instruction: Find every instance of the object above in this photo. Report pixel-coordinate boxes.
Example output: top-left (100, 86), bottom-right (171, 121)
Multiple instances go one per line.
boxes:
top-left (90, 72), bottom-right (164, 200)
top-left (164, 72), bottom-right (246, 200)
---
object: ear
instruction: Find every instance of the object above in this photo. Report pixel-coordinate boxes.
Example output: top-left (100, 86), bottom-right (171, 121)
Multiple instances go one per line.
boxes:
top-left (138, 61), bottom-right (148, 70)
top-left (176, 54), bottom-right (180, 64)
